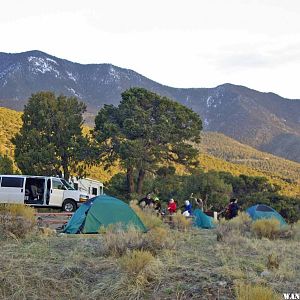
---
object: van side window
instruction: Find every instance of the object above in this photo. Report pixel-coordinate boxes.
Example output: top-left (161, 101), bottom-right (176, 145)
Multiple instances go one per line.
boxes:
top-left (52, 179), bottom-right (66, 190)
top-left (1, 177), bottom-right (24, 188)
top-left (92, 187), bottom-right (97, 195)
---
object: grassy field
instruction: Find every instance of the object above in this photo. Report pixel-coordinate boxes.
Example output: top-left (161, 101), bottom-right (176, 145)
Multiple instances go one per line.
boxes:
top-left (1, 207), bottom-right (299, 300)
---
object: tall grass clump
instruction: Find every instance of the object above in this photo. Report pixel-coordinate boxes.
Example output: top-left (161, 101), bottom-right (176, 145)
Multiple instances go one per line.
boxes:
top-left (100, 225), bottom-right (146, 256)
top-left (251, 218), bottom-right (280, 239)
top-left (216, 212), bottom-right (252, 242)
top-left (99, 223), bottom-right (175, 257)
top-left (117, 250), bottom-right (162, 299)
top-left (172, 212), bottom-right (192, 231)
top-left (96, 249), bottom-right (163, 300)
top-left (0, 204), bottom-right (36, 239)
top-left (130, 201), bottom-right (163, 229)
top-left (236, 283), bottom-right (280, 300)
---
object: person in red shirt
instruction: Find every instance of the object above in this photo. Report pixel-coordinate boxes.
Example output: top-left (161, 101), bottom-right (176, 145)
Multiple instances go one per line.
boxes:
top-left (167, 198), bottom-right (177, 214)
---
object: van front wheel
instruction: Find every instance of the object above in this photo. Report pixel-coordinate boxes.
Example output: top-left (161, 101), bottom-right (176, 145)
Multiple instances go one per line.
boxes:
top-left (62, 199), bottom-right (77, 212)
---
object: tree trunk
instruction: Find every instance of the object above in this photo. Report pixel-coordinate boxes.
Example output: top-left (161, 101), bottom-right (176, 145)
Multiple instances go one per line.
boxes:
top-left (62, 155), bottom-right (70, 181)
top-left (127, 167), bottom-right (135, 195)
top-left (137, 169), bottom-right (145, 195)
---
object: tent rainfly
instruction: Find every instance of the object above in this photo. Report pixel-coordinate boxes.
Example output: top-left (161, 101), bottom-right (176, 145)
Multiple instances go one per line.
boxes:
top-left (64, 194), bottom-right (147, 234)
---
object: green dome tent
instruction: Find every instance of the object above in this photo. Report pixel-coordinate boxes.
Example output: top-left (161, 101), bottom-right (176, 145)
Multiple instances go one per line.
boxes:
top-left (193, 209), bottom-right (216, 229)
top-left (64, 195), bottom-right (147, 234)
top-left (246, 204), bottom-right (287, 226)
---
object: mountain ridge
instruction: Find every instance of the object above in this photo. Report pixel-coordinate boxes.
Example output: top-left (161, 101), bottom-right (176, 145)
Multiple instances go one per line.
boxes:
top-left (0, 50), bottom-right (300, 163)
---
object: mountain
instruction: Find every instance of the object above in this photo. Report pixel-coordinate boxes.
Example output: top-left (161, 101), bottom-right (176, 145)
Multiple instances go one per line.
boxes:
top-left (1, 50), bottom-right (300, 163)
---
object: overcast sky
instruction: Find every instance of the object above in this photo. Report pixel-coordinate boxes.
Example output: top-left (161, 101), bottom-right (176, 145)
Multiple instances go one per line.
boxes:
top-left (1, 0), bottom-right (300, 98)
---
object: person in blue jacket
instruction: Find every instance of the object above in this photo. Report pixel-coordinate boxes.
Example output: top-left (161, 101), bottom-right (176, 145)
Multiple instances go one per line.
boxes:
top-left (182, 200), bottom-right (193, 216)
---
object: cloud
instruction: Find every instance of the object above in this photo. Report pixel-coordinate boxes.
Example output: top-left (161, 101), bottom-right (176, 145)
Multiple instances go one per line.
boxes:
top-left (213, 42), bottom-right (300, 71)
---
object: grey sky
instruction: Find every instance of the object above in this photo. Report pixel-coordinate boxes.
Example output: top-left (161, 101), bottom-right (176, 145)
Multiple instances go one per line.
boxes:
top-left (1, 0), bottom-right (300, 98)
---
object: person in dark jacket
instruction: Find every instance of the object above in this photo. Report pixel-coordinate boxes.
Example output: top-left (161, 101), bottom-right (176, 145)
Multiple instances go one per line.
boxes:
top-left (227, 198), bottom-right (239, 219)
top-left (138, 193), bottom-right (154, 208)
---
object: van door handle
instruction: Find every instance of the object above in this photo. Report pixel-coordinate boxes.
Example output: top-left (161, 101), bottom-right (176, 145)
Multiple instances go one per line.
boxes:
top-left (51, 189), bottom-right (53, 193)
top-left (21, 189), bottom-right (23, 193)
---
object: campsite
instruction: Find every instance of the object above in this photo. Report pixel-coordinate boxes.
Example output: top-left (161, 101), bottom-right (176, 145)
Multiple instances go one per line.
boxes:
top-left (0, 88), bottom-right (299, 300)
top-left (0, 193), bottom-right (299, 299)
top-left (2, 2), bottom-right (300, 298)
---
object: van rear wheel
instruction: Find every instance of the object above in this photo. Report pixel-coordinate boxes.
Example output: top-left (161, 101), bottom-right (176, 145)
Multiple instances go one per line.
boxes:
top-left (62, 199), bottom-right (77, 212)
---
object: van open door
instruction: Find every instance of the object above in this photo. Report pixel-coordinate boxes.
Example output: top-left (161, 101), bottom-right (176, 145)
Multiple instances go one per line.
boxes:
top-left (49, 178), bottom-right (66, 207)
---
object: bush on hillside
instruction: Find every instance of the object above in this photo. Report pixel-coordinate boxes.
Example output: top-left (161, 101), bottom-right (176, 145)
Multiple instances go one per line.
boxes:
top-left (251, 218), bottom-right (280, 239)
top-left (0, 204), bottom-right (36, 239)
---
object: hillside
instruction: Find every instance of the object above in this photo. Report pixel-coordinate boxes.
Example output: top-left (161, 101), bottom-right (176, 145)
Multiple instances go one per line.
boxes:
top-left (0, 50), bottom-right (300, 163)
top-left (199, 132), bottom-right (300, 185)
top-left (1, 107), bottom-right (299, 197)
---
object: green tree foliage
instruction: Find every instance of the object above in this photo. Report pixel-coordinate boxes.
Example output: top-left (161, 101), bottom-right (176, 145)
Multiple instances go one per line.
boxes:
top-left (12, 92), bottom-right (90, 180)
top-left (94, 87), bottom-right (202, 197)
top-left (107, 169), bottom-right (299, 223)
top-left (0, 154), bottom-right (14, 174)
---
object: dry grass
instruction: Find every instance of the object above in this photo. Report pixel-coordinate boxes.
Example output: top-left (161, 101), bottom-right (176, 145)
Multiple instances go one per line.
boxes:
top-left (251, 218), bottom-right (281, 239)
top-left (100, 225), bottom-right (146, 256)
top-left (98, 223), bottom-right (175, 258)
top-left (172, 212), bottom-right (192, 231)
top-left (130, 201), bottom-right (164, 229)
top-left (0, 204), bottom-right (36, 239)
top-left (119, 250), bottom-right (162, 279)
top-left (216, 213), bottom-right (252, 242)
top-left (0, 211), bottom-right (299, 299)
top-left (236, 283), bottom-right (281, 300)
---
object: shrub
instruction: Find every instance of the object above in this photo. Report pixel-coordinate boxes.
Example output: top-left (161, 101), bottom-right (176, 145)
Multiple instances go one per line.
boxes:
top-left (228, 212), bottom-right (252, 234)
top-left (99, 224), bottom-right (175, 257)
top-left (216, 213), bottom-right (252, 242)
top-left (119, 250), bottom-right (161, 280)
top-left (251, 218), bottom-right (280, 239)
top-left (267, 253), bottom-right (280, 270)
top-left (147, 227), bottom-right (175, 253)
top-left (236, 283), bottom-right (280, 300)
top-left (100, 225), bottom-right (146, 257)
top-left (172, 212), bottom-right (192, 231)
top-left (118, 250), bottom-right (162, 297)
top-left (0, 204), bottom-right (36, 239)
top-left (130, 201), bottom-right (163, 229)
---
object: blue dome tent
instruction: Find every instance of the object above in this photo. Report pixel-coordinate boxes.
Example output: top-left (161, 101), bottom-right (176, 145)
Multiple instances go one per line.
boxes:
top-left (246, 204), bottom-right (287, 226)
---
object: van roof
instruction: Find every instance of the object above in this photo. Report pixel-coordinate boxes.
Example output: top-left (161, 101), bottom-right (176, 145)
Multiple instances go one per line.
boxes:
top-left (0, 175), bottom-right (63, 179)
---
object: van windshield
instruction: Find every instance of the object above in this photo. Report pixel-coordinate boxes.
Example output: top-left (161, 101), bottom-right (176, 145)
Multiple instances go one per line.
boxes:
top-left (61, 179), bottom-right (75, 190)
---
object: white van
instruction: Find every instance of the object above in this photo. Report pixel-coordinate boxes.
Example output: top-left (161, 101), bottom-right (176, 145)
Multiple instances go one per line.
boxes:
top-left (0, 175), bottom-right (89, 212)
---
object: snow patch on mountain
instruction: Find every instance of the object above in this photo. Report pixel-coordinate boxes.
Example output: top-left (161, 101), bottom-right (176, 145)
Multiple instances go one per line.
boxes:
top-left (28, 56), bottom-right (60, 77)
top-left (0, 63), bottom-right (22, 80)
top-left (66, 87), bottom-right (81, 98)
top-left (46, 58), bottom-right (58, 65)
top-left (66, 71), bottom-right (77, 82)
top-left (108, 66), bottom-right (120, 80)
top-left (206, 96), bottom-right (213, 108)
